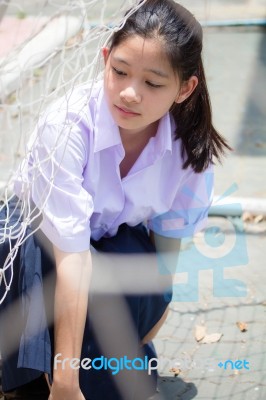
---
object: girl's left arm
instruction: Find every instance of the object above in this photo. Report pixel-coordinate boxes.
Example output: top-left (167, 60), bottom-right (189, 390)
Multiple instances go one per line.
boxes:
top-left (150, 230), bottom-right (181, 276)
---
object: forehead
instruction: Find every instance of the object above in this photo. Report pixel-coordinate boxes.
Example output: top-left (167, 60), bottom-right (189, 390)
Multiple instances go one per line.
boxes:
top-left (111, 35), bottom-right (173, 72)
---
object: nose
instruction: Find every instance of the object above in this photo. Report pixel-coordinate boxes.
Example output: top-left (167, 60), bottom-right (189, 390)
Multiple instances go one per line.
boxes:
top-left (120, 86), bottom-right (141, 104)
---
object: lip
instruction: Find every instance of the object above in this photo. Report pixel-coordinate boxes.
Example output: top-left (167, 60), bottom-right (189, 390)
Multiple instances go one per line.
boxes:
top-left (115, 105), bottom-right (140, 117)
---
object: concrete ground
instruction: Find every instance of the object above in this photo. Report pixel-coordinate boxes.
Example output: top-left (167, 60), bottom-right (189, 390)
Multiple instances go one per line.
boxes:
top-left (0, 0), bottom-right (266, 399)
top-left (155, 219), bottom-right (266, 400)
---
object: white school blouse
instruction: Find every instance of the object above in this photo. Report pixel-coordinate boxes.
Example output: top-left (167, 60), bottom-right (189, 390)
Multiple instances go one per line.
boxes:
top-left (14, 81), bottom-right (213, 253)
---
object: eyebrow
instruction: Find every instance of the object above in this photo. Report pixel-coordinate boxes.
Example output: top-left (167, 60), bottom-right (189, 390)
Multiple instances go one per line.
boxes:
top-left (112, 56), bottom-right (169, 79)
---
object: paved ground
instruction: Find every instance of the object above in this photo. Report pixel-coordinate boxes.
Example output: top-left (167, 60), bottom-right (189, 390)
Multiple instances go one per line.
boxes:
top-left (155, 219), bottom-right (266, 399)
top-left (0, 0), bottom-right (266, 399)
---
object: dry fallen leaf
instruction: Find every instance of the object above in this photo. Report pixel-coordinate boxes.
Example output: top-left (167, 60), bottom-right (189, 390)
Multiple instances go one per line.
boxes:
top-left (200, 333), bottom-right (223, 344)
top-left (254, 215), bottom-right (264, 224)
top-left (194, 325), bottom-right (207, 342)
top-left (242, 211), bottom-right (253, 222)
top-left (242, 212), bottom-right (266, 224)
top-left (169, 367), bottom-right (181, 376)
top-left (255, 141), bottom-right (266, 148)
top-left (236, 321), bottom-right (248, 332)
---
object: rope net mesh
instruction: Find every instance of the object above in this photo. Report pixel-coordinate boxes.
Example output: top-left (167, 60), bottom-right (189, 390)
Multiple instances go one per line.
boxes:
top-left (0, 0), bottom-right (147, 304)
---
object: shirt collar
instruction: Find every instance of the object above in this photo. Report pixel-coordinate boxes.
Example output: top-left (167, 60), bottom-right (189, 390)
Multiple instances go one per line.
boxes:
top-left (93, 85), bottom-right (122, 153)
top-left (152, 111), bottom-right (173, 158)
top-left (93, 83), bottom-right (173, 157)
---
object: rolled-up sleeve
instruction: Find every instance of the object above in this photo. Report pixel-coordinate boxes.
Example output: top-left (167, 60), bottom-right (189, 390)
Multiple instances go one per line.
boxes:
top-left (148, 166), bottom-right (214, 239)
top-left (17, 111), bottom-right (93, 253)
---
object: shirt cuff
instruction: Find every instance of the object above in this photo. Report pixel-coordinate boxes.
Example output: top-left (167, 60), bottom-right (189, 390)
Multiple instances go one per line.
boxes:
top-left (40, 218), bottom-right (91, 253)
top-left (148, 215), bottom-right (209, 239)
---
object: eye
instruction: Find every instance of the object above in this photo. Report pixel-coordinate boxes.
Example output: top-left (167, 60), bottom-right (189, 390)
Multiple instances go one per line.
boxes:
top-left (146, 81), bottom-right (163, 88)
top-left (112, 66), bottom-right (127, 76)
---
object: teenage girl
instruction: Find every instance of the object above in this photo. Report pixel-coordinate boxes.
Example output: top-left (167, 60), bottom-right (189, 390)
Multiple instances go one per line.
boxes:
top-left (0, 1), bottom-right (230, 399)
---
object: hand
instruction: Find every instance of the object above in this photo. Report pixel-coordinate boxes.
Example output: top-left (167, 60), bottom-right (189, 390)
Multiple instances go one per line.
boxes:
top-left (48, 383), bottom-right (86, 400)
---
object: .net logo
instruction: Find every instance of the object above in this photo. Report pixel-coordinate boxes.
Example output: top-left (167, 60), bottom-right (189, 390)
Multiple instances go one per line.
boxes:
top-left (218, 359), bottom-right (250, 370)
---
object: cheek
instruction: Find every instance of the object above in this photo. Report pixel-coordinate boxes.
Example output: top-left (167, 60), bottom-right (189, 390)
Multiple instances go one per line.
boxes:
top-left (163, 91), bottom-right (179, 109)
top-left (105, 71), bottom-right (117, 93)
top-left (150, 93), bottom-right (174, 113)
top-left (104, 75), bottom-right (114, 98)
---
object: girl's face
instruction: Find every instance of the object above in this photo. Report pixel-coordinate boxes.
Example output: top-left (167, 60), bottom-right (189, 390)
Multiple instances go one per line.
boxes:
top-left (103, 35), bottom-right (197, 138)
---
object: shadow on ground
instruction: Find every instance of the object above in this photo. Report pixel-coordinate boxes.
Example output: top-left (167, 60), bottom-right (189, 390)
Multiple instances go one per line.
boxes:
top-left (158, 376), bottom-right (197, 400)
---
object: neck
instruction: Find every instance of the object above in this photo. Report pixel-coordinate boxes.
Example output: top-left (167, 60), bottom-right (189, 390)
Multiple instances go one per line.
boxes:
top-left (119, 121), bottom-right (159, 153)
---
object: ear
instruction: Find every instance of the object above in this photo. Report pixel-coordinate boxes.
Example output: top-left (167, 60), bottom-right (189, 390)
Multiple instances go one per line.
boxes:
top-left (102, 47), bottom-right (110, 65)
top-left (175, 76), bottom-right (198, 104)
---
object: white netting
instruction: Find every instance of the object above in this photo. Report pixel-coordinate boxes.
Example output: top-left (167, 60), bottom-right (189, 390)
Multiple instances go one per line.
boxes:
top-left (0, 0), bottom-right (147, 304)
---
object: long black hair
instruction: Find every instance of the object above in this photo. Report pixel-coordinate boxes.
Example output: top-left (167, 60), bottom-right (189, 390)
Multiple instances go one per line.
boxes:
top-left (108, 0), bottom-right (231, 173)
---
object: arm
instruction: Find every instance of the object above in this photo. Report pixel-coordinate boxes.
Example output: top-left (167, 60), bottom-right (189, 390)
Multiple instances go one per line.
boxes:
top-left (150, 230), bottom-right (181, 277)
top-left (49, 246), bottom-right (92, 400)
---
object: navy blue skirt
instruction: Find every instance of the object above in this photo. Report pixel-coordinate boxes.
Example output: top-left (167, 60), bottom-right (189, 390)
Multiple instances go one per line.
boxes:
top-left (0, 200), bottom-right (172, 400)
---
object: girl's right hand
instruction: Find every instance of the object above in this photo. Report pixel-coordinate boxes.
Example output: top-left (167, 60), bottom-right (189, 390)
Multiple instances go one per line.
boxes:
top-left (48, 384), bottom-right (86, 400)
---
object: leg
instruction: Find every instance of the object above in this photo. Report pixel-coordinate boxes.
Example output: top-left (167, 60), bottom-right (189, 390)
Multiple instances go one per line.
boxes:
top-left (44, 374), bottom-right (51, 391)
top-left (141, 306), bottom-right (169, 345)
